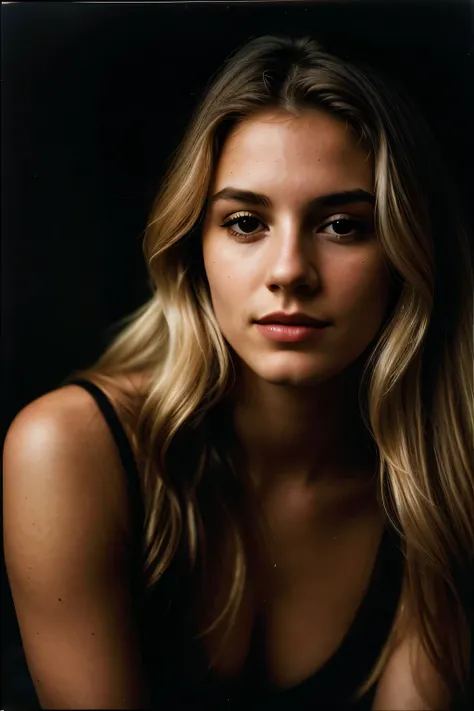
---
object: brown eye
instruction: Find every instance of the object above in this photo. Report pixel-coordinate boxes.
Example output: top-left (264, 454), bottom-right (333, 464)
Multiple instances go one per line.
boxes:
top-left (328, 219), bottom-right (357, 235)
top-left (221, 212), bottom-right (264, 238)
top-left (231, 216), bottom-right (261, 234)
top-left (320, 217), bottom-right (370, 240)
top-left (337, 220), bottom-right (352, 233)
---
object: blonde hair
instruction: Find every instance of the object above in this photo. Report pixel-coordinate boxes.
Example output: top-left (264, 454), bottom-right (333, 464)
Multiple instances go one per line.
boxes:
top-left (65, 36), bottom-right (473, 703)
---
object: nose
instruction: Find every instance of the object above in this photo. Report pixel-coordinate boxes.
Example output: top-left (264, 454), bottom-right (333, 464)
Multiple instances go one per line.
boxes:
top-left (265, 224), bottom-right (320, 297)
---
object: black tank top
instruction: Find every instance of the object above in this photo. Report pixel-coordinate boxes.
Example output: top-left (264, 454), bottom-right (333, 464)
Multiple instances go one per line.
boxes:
top-left (70, 378), bottom-right (404, 710)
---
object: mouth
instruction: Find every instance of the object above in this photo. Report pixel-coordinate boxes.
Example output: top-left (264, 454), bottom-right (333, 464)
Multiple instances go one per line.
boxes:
top-left (254, 311), bottom-right (331, 328)
top-left (254, 321), bottom-right (329, 343)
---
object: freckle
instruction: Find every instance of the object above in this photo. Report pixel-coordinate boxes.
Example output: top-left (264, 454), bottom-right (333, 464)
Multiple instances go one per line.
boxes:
top-left (91, 632), bottom-right (95, 636)
top-left (58, 598), bottom-right (62, 602)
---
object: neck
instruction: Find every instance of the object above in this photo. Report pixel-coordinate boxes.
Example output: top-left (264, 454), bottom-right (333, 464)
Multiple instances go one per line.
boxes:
top-left (227, 360), bottom-right (377, 493)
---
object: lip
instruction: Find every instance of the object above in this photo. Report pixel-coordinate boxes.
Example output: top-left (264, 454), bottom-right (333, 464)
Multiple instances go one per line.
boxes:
top-left (254, 311), bottom-right (331, 327)
top-left (255, 322), bottom-right (329, 343)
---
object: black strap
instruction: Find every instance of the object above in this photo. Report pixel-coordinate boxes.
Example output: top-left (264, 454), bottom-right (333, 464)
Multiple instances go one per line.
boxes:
top-left (69, 379), bottom-right (145, 534)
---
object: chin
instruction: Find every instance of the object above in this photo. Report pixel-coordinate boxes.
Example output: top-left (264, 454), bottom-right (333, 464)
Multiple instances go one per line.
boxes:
top-left (259, 371), bottom-right (338, 388)
top-left (228, 336), bottom-right (372, 389)
top-left (246, 354), bottom-right (346, 388)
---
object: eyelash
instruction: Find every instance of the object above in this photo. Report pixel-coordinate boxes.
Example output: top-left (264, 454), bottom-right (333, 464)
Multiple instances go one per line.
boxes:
top-left (220, 211), bottom-right (372, 242)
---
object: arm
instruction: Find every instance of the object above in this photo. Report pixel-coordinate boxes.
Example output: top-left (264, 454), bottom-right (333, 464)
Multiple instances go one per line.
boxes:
top-left (3, 387), bottom-right (152, 709)
top-left (372, 632), bottom-right (451, 711)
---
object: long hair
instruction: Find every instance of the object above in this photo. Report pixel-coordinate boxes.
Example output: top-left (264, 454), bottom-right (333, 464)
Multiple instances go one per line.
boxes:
top-left (65, 35), bottom-right (473, 703)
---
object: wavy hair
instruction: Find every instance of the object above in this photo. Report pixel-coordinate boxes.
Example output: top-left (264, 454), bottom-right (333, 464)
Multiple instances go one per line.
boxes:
top-left (65, 35), bottom-right (473, 704)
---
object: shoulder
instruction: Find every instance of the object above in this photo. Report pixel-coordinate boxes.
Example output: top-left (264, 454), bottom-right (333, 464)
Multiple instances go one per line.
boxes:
top-left (5, 380), bottom-right (115, 436)
top-left (4, 382), bottom-right (126, 473)
top-left (3, 383), bottom-right (134, 548)
top-left (3, 384), bottom-right (152, 707)
top-left (372, 630), bottom-right (451, 710)
top-left (4, 384), bottom-right (109, 469)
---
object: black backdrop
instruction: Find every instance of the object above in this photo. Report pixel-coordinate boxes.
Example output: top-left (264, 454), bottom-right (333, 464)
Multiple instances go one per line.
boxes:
top-left (2, 1), bottom-right (473, 707)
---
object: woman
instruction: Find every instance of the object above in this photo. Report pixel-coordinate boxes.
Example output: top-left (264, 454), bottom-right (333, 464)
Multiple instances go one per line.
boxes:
top-left (3, 35), bottom-right (473, 710)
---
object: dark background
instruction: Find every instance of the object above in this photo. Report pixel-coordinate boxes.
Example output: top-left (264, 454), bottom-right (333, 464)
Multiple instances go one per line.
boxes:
top-left (2, 1), bottom-right (473, 707)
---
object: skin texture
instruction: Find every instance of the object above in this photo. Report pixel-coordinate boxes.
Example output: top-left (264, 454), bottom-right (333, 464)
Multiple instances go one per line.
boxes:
top-left (3, 107), bottom-right (450, 709)
top-left (201, 109), bottom-right (451, 708)
top-left (202, 108), bottom-right (391, 487)
top-left (3, 386), bottom-right (152, 709)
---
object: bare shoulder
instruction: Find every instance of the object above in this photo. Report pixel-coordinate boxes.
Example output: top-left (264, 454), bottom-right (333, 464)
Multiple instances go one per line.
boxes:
top-left (5, 381), bottom-right (117, 442)
top-left (2, 383), bottom-right (151, 707)
top-left (3, 382), bottom-right (134, 546)
top-left (372, 631), bottom-right (451, 710)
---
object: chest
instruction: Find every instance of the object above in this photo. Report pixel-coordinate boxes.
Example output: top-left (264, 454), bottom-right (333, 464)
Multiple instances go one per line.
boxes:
top-left (192, 484), bottom-right (385, 689)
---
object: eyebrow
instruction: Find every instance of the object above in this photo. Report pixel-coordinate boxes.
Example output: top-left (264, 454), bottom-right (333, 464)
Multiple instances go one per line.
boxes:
top-left (208, 187), bottom-right (375, 210)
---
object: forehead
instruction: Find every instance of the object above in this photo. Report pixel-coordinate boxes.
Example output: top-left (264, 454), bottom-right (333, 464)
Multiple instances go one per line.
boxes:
top-left (212, 109), bottom-right (372, 196)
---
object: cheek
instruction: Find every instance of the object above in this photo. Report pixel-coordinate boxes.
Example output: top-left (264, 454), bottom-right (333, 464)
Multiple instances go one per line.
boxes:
top-left (327, 251), bottom-right (390, 322)
top-left (202, 247), bottom-right (244, 323)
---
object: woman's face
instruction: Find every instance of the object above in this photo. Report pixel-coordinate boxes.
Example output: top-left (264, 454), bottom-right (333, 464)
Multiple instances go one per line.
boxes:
top-left (202, 108), bottom-right (391, 387)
